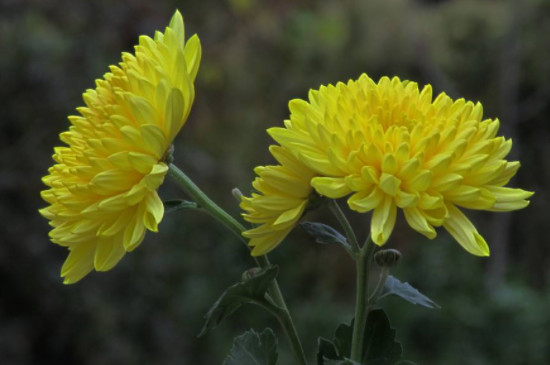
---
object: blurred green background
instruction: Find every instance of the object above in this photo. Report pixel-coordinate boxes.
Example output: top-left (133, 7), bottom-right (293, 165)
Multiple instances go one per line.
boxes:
top-left (1, 0), bottom-right (549, 363)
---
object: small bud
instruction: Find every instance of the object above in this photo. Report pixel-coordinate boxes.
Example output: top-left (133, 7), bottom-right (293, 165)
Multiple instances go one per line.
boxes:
top-left (374, 249), bottom-right (402, 268)
top-left (241, 267), bottom-right (261, 281)
top-left (232, 188), bottom-right (243, 202)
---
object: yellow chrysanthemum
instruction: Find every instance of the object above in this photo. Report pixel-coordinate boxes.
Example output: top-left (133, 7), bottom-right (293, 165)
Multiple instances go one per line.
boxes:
top-left (240, 146), bottom-right (316, 256)
top-left (268, 74), bottom-right (532, 256)
top-left (39, 11), bottom-right (201, 283)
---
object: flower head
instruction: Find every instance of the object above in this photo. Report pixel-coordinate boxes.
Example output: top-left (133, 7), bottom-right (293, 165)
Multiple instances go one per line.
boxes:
top-left (240, 146), bottom-right (316, 256)
top-left (268, 74), bottom-right (532, 256)
top-left (40, 11), bottom-right (201, 283)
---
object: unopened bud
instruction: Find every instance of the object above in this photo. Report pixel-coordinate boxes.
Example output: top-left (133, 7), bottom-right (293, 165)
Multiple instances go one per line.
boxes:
top-left (241, 267), bottom-right (261, 281)
top-left (374, 249), bottom-right (401, 268)
top-left (232, 188), bottom-right (243, 202)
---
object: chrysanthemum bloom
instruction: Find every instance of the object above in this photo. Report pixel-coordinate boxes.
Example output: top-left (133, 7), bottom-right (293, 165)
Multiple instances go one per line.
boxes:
top-left (268, 74), bottom-right (532, 256)
top-left (40, 11), bottom-right (201, 283)
top-left (240, 146), bottom-right (316, 256)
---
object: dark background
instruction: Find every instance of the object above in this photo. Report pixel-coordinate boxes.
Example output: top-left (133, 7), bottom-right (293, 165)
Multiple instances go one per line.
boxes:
top-left (1, 0), bottom-right (549, 364)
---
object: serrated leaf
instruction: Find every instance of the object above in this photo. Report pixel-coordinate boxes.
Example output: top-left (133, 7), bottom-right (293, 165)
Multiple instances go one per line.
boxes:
top-left (334, 322), bottom-right (352, 358)
top-left (325, 360), bottom-right (361, 365)
top-left (317, 337), bottom-right (340, 364)
top-left (379, 275), bottom-right (440, 309)
top-left (223, 328), bottom-right (278, 365)
top-left (316, 322), bottom-right (353, 365)
top-left (301, 222), bottom-right (350, 249)
top-left (362, 309), bottom-right (402, 364)
top-left (318, 309), bottom-right (403, 365)
top-left (199, 265), bottom-right (278, 337)
top-left (163, 199), bottom-right (198, 213)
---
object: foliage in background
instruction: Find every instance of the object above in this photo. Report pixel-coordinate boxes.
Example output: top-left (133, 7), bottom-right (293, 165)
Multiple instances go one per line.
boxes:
top-left (1, 0), bottom-right (549, 364)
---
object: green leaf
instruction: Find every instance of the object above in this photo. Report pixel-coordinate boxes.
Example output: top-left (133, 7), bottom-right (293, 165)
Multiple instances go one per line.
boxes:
top-left (223, 328), bottom-right (278, 365)
top-left (317, 337), bottom-right (340, 364)
top-left (395, 361), bottom-right (417, 364)
top-left (301, 222), bottom-right (350, 249)
top-left (379, 275), bottom-right (440, 309)
top-left (317, 309), bottom-right (403, 365)
top-left (362, 309), bottom-right (402, 364)
top-left (163, 199), bottom-right (198, 213)
top-left (317, 321), bottom-right (355, 364)
top-left (199, 265), bottom-right (278, 337)
top-left (334, 322), bottom-right (353, 358)
top-left (325, 360), bottom-right (361, 365)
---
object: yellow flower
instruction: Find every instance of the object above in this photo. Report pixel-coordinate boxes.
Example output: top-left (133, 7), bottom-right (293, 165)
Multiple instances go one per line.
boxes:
top-left (268, 74), bottom-right (532, 256)
top-left (39, 11), bottom-right (201, 283)
top-left (240, 146), bottom-right (316, 256)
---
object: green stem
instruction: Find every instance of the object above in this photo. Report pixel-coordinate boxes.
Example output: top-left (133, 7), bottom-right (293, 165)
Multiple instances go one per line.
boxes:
top-left (350, 235), bottom-right (375, 362)
top-left (328, 200), bottom-right (360, 254)
top-left (166, 163), bottom-right (307, 365)
top-left (166, 163), bottom-right (247, 241)
top-left (257, 298), bottom-right (309, 365)
top-left (275, 307), bottom-right (308, 365)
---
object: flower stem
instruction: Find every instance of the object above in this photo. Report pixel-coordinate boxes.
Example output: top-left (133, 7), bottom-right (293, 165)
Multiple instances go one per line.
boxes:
top-left (328, 200), bottom-right (360, 254)
top-left (350, 235), bottom-right (375, 362)
top-left (166, 163), bottom-right (307, 365)
top-left (167, 163), bottom-right (246, 240)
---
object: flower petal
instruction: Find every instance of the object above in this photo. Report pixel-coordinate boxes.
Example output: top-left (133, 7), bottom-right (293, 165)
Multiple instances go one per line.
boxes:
top-left (443, 204), bottom-right (490, 256)
top-left (371, 196), bottom-right (397, 246)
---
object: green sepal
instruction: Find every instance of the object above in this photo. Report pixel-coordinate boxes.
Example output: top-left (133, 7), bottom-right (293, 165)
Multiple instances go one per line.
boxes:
top-left (163, 199), bottom-right (198, 213)
top-left (223, 328), bottom-right (278, 365)
top-left (199, 265), bottom-right (279, 337)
